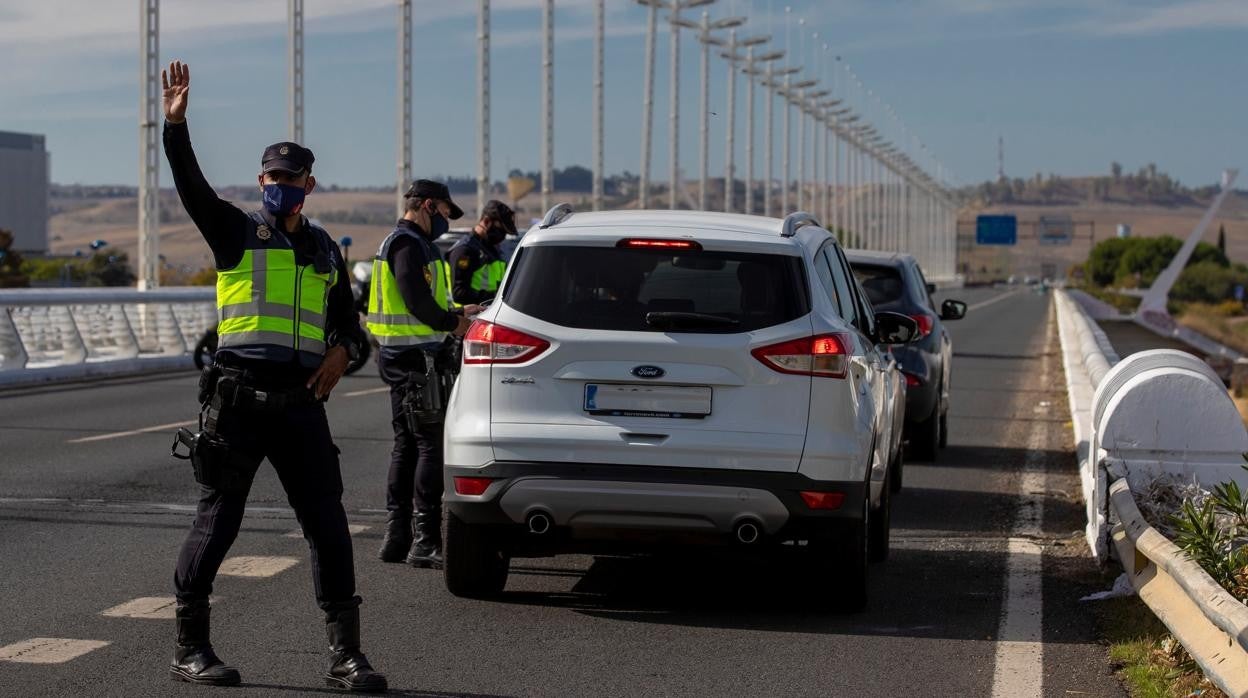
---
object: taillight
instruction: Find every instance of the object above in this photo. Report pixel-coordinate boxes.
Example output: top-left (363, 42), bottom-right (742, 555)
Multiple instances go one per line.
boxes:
top-left (909, 314), bottom-right (934, 339)
top-left (752, 334), bottom-right (849, 378)
top-left (800, 491), bottom-right (845, 510)
top-left (617, 238), bottom-right (702, 250)
top-left (453, 477), bottom-right (494, 496)
top-left (903, 372), bottom-right (922, 387)
top-left (463, 321), bottom-right (551, 365)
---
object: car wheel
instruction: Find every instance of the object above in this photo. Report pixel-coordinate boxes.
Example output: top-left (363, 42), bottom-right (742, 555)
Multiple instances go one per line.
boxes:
top-left (443, 511), bottom-right (509, 598)
top-left (869, 473), bottom-right (891, 564)
top-left (907, 409), bottom-right (940, 462)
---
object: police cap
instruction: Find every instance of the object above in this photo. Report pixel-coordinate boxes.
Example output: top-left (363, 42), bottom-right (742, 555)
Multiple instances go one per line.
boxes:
top-left (404, 179), bottom-right (464, 220)
top-left (261, 142), bottom-right (315, 175)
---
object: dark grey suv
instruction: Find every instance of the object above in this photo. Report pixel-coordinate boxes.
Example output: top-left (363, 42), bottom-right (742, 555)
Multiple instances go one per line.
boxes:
top-left (845, 251), bottom-right (967, 461)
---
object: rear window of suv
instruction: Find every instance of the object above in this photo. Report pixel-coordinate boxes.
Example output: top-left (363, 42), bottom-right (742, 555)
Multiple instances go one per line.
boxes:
top-left (502, 244), bottom-right (810, 333)
top-left (850, 263), bottom-right (906, 308)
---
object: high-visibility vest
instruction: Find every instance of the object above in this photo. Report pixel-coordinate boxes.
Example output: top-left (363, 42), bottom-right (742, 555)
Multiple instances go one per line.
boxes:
top-left (449, 235), bottom-right (506, 306)
top-left (216, 214), bottom-right (338, 361)
top-left (366, 228), bottom-right (450, 346)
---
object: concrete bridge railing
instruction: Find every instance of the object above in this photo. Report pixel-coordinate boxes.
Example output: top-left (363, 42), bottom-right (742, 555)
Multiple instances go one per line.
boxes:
top-left (0, 287), bottom-right (214, 388)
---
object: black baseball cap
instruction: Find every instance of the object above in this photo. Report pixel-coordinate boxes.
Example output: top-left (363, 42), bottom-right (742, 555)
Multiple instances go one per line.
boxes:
top-left (403, 179), bottom-right (464, 220)
top-left (261, 141), bottom-right (315, 175)
top-left (481, 200), bottom-right (517, 234)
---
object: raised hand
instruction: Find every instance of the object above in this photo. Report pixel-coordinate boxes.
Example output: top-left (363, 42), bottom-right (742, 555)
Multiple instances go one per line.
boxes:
top-left (162, 61), bottom-right (190, 124)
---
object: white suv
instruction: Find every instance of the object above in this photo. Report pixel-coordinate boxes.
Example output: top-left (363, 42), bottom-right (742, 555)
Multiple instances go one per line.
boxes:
top-left (442, 207), bottom-right (916, 609)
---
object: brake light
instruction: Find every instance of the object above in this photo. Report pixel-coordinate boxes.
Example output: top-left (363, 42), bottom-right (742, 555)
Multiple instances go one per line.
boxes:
top-left (463, 321), bottom-right (551, 364)
top-left (800, 491), bottom-right (845, 510)
top-left (454, 477), bottom-right (494, 496)
top-left (617, 238), bottom-right (702, 250)
top-left (909, 314), bottom-right (934, 339)
top-left (903, 372), bottom-right (922, 387)
top-left (751, 334), bottom-right (849, 378)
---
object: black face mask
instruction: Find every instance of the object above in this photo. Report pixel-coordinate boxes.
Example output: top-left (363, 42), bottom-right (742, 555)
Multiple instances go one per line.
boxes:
top-left (427, 211), bottom-right (449, 238)
top-left (486, 225), bottom-right (508, 246)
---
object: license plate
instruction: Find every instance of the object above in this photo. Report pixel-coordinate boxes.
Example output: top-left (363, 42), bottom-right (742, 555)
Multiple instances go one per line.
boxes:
top-left (584, 383), bottom-right (711, 419)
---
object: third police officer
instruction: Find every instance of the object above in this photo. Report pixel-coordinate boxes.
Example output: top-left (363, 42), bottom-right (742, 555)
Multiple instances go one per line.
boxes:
top-left (370, 181), bottom-right (482, 568)
top-left (447, 199), bottom-right (515, 306)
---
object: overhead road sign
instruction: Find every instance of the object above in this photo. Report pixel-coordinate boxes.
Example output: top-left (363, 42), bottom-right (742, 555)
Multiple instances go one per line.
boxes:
top-left (976, 214), bottom-right (1017, 246)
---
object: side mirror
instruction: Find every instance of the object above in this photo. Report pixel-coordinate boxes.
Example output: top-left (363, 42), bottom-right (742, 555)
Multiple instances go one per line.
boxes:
top-left (941, 299), bottom-right (967, 321)
top-left (875, 311), bottom-right (920, 345)
top-left (925, 282), bottom-right (937, 295)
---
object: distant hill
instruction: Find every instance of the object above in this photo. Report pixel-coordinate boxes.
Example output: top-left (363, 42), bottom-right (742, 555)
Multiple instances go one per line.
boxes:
top-left (957, 163), bottom-right (1226, 209)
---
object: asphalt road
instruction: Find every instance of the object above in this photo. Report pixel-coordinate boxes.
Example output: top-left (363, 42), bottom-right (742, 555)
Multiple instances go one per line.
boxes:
top-left (0, 285), bottom-right (1126, 697)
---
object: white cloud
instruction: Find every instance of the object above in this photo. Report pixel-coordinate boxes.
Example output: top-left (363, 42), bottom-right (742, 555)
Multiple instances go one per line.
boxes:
top-left (1090, 0), bottom-right (1248, 35)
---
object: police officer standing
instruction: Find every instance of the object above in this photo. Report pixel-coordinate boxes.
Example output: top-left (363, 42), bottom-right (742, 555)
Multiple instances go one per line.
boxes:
top-left (161, 61), bottom-right (385, 692)
top-left (370, 181), bottom-right (481, 568)
top-left (447, 200), bottom-right (515, 306)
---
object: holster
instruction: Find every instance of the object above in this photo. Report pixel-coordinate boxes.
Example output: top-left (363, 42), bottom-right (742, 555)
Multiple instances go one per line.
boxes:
top-left (401, 339), bottom-right (460, 431)
top-left (170, 382), bottom-right (252, 494)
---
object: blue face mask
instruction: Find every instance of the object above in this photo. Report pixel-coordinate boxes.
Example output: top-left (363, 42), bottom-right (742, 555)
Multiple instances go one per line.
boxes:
top-left (262, 183), bottom-right (307, 217)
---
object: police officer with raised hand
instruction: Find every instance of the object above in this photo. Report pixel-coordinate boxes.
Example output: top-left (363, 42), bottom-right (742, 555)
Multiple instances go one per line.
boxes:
top-left (370, 180), bottom-right (481, 568)
top-left (161, 61), bottom-right (385, 693)
top-left (448, 199), bottom-right (515, 306)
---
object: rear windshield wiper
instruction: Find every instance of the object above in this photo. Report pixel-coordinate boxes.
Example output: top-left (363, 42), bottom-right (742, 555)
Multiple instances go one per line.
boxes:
top-left (645, 312), bottom-right (740, 330)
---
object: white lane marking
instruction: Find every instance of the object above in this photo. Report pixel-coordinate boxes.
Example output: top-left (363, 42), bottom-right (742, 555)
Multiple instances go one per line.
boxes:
top-left (217, 556), bottom-right (299, 578)
top-left (990, 314), bottom-right (1052, 698)
top-left (343, 386), bottom-right (389, 398)
top-left (0, 638), bottom-right (111, 664)
top-left (284, 524), bottom-right (371, 538)
top-left (967, 289), bottom-right (1025, 312)
top-left (67, 419), bottom-right (196, 444)
top-left (101, 596), bottom-right (179, 619)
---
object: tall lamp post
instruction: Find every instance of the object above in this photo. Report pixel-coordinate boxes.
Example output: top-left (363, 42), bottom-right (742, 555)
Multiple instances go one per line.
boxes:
top-left (719, 32), bottom-right (769, 213)
top-left (665, 0), bottom-right (717, 209)
top-left (737, 45), bottom-right (782, 215)
top-left (676, 11), bottom-right (745, 210)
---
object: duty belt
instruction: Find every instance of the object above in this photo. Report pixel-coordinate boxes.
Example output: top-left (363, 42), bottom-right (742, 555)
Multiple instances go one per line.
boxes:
top-left (214, 370), bottom-right (319, 411)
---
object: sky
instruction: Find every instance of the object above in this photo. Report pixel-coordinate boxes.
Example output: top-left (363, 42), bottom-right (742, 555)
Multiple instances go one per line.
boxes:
top-left (0, 0), bottom-right (1244, 190)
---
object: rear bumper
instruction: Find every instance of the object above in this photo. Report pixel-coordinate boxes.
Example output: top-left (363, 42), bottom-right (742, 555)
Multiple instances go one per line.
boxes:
top-left (444, 461), bottom-right (866, 548)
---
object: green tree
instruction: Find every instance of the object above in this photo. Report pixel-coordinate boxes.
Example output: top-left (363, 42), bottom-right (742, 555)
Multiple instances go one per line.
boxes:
top-left (1219, 224), bottom-right (1227, 255)
top-left (1111, 162), bottom-right (1122, 181)
top-left (0, 229), bottom-right (29, 288)
top-left (1172, 261), bottom-right (1248, 303)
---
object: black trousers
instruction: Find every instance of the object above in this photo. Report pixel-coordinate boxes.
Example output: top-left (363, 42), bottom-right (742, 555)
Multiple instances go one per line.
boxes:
top-left (378, 349), bottom-right (445, 515)
top-left (173, 401), bottom-right (356, 611)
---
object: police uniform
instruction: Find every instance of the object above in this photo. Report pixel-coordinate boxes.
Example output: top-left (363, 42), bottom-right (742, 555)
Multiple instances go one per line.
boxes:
top-left (368, 180), bottom-right (465, 568)
top-left (447, 199), bottom-right (515, 306)
top-left (163, 121), bottom-right (385, 692)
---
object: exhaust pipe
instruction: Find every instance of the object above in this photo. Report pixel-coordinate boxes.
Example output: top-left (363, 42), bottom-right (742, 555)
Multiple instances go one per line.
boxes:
top-left (734, 519), bottom-right (762, 545)
top-left (527, 511), bottom-right (553, 535)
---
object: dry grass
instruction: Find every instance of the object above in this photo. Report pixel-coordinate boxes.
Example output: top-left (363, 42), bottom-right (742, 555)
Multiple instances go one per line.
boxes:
top-left (1096, 595), bottom-right (1227, 698)
top-left (1176, 304), bottom-right (1248, 356)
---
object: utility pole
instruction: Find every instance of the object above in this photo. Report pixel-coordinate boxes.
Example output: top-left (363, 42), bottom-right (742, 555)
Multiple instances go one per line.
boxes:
top-left (138, 0), bottom-right (159, 290)
top-left (637, 1), bottom-right (660, 209)
top-left (541, 0), bottom-right (554, 213)
top-left (592, 0), bottom-right (605, 211)
top-left (739, 44), bottom-right (781, 215)
top-left (666, 0), bottom-right (717, 209)
top-left (288, 0), bottom-right (304, 143)
top-left (476, 0), bottom-right (490, 217)
top-left (397, 0), bottom-right (412, 218)
top-left (677, 10), bottom-right (743, 211)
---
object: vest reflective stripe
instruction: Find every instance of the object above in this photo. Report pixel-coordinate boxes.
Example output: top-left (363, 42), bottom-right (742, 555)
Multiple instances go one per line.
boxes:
top-left (215, 223), bottom-right (337, 358)
top-left (365, 230), bottom-right (450, 346)
top-left (471, 260), bottom-right (506, 293)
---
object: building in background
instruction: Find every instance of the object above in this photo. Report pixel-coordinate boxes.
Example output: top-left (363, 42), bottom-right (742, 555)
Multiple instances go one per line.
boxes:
top-left (0, 130), bottom-right (49, 253)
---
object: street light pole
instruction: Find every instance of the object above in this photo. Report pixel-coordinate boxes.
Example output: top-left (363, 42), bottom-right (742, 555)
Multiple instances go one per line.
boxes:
top-left (637, 1), bottom-right (660, 208)
top-left (541, 0), bottom-right (554, 214)
top-left (681, 11), bottom-right (743, 211)
top-left (592, 0), bottom-right (604, 211)
top-left (476, 0), bottom-right (490, 218)
top-left (666, 0), bottom-right (717, 210)
top-left (138, 0), bottom-right (159, 290)
top-left (397, 0), bottom-right (412, 219)
top-left (288, 0), bottom-right (304, 144)
top-left (737, 43), bottom-right (778, 215)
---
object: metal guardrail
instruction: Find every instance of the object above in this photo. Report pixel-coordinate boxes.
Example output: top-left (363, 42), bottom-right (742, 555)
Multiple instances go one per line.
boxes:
top-left (1056, 289), bottom-right (1248, 697)
top-left (0, 287), bottom-right (214, 387)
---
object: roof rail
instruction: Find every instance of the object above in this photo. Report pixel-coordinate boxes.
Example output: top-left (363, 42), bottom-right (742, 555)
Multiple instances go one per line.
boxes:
top-left (539, 203), bottom-right (575, 229)
top-left (780, 211), bottom-right (821, 238)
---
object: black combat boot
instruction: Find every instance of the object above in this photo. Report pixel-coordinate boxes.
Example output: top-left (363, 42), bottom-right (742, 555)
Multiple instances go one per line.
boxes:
top-left (377, 510), bottom-right (413, 563)
top-left (170, 601), bottom-right (241, 686)
top-left (405, 508), bottom-right (443, 568)
top-left (324, 599), bottom-right (387, 693)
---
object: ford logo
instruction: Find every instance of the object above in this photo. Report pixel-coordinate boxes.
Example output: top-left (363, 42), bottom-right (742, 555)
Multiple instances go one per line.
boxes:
top-left (631, 365), bottom-right (665, 379)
